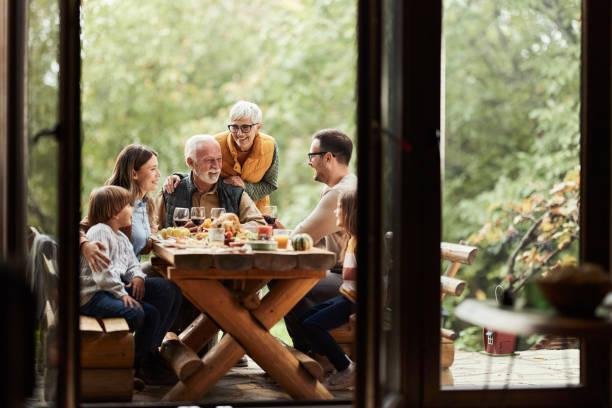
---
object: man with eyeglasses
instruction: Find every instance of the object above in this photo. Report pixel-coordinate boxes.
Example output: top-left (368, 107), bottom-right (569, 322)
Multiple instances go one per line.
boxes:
top-left (277, 128), bottom-right (357, 356)
top-left (164, 101), bottom-right (278, 215)
top-left (156, 134), bottom-right (266, 229)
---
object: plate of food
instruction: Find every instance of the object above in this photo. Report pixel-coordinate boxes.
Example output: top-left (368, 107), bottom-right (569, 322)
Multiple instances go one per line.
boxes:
top-left (245, 240), bottom-right (278, 251)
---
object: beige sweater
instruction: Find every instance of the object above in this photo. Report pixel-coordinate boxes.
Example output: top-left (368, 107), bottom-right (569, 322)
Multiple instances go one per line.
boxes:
top-left (293, 173), bottom-right (357, 265)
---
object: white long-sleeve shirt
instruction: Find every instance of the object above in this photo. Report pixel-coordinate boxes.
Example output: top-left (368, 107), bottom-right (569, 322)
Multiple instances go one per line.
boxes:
top-left (80, 223), bottom-right (147, 306)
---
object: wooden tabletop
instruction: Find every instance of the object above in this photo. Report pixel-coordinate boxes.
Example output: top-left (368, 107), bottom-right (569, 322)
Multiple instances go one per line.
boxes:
top-left (455, 299), bottom-right (612, 339)
top-left (152, 242), bottom-right (336, 279)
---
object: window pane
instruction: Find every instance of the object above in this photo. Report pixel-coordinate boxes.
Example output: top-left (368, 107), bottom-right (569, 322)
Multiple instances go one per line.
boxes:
top-left (81, 0), bottom-right (357, 404)
top-left (26, 0), bottom-right (60, 403)
top-left (442, 0), bottom-right (582, 389)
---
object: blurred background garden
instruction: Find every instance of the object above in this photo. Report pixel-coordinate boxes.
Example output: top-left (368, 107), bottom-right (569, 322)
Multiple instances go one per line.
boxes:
top-left (26, 0), bottom-right (581, 351)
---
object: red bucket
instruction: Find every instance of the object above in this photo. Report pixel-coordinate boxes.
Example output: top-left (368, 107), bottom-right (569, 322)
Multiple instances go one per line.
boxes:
top-left (482, 328), bottom-right (517, 355)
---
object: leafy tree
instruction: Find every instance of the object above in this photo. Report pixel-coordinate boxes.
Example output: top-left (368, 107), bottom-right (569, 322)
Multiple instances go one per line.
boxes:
top-left (442, 0), bottom-right (581, 349)
top-left (27, 0), bottom-right (357, 234)
top-left (80, 0), bottom-right (357, 228)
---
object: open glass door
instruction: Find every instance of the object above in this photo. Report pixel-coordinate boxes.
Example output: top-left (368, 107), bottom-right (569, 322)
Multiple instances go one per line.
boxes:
top-left (441, 0), bottom-right (584, 390)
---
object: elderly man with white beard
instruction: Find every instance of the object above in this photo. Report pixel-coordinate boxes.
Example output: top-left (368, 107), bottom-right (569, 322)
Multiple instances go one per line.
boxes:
top-left (157, 135), bottom-right (265, 360)
top-left (157, 134), bottom-right (266, 229)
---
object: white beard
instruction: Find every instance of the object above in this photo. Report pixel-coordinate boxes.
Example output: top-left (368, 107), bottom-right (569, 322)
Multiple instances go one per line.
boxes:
top-left (197, 171), bottom-right (220, 185)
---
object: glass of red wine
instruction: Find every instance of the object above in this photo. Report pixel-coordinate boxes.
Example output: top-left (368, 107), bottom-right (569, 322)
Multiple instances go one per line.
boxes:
top-left (190, 207), bottom-right (206, 231)
top-left (264, 205), bottom-right (277, 226)
top-left (173, 207), bottom-right (189, 228)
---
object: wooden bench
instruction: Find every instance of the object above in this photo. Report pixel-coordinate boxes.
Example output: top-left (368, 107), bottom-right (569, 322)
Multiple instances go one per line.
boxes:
top-left (329, 242), bottom-right (477, 384)
top-left (42, 265), bottom-right (135, 402)
top-left (29, 227), bottom-right (135, 402)
top-left (79, 316), bottom-right (134, 402)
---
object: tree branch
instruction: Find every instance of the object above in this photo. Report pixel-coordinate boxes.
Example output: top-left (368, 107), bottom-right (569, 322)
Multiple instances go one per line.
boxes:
top-left (506, 211), bottom-right (549, 277)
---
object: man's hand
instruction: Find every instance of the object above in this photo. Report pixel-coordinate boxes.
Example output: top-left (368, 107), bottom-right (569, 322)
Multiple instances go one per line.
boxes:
top-left (81, 241), bottom-right (110, 272)
top-left (224, 176), bottom-right (245, 188)
top-left (122, 294), bottom-right (142, 309)
top-left (181, 220), bottom-right (199, 233)
top-left (127, 277), bottom-right (145, 300)
top-left (163, 174), bottom-right (181, 194)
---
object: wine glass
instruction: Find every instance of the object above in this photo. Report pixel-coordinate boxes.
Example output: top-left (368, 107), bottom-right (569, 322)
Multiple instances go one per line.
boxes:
top-left (264, 205), bottom-right (277, 225)
top-left (173, 207), bottom-right (189, 228)
top-left (190, 207), bottom-right (206, 231)
top-left (210, 207), bottom-right (226, 222)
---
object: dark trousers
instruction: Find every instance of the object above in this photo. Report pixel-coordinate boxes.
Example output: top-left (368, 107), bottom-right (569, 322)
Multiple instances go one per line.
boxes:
top-left (282, 271), bottom-right (343, 353)
top-left (300, 295), bottom-right (355, 371)
top-left (80, 277), bottom-right (182, 359)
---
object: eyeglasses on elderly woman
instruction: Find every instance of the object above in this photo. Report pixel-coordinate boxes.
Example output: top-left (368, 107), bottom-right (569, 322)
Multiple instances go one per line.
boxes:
top-left (228, 123), bottom-right (258, 133)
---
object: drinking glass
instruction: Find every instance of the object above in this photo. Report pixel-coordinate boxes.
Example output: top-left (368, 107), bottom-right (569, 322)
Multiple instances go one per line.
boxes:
top-left (190, 207), bottom-right (206, 231)
top-left (208, 227), bottom-right (225, 247)
top-left (210, 207), bottom-right (226, 221)
top-left (173, 207), bottom-right (189, 227)
top-left (273, 229), bottom-right (292, 249)
top-left (264, 205), bottom-right (277, 225)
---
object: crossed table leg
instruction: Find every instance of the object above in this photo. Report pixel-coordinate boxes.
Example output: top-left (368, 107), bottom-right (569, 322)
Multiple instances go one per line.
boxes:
top-left (163, 273), bottom-right (334, 401)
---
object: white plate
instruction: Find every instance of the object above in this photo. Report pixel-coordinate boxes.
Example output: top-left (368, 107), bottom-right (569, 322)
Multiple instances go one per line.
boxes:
top-left (246, 240), bottom-right (278, 251)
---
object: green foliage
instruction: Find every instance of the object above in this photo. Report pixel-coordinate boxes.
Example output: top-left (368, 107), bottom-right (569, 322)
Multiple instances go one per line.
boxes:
top-left (27, 0), bottom-right (582, 354)
top-left (443, 0), bottom-right (581, 350)
top-left (80, 0), bottom-right (357, 228)
top-left (27, 0), bottom-right (357, 234)
top-left (26, 0), bottom-right (60, 237)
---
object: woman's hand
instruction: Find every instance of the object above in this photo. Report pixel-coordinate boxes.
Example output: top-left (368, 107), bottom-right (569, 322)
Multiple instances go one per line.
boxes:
top-left (163, 175), bottom-right (181, 193)
top-left (224, 176), bottom-right (245, 188)
top-left (127, 277), bottom-right (145, 300)
top-left (81, 241), bottom-right (110, 272)
top-left (122, 294), bottom-right (142, 309)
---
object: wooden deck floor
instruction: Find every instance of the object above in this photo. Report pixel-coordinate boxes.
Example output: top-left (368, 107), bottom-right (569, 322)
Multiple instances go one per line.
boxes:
top-left (133, 349), bottom-right (579, 403)
top-left (27, 349), bottom-right (580, 406)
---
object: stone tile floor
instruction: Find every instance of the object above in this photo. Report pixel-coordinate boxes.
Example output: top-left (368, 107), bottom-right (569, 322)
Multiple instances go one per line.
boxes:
top-left (445, 349), bottom-right (579, 388)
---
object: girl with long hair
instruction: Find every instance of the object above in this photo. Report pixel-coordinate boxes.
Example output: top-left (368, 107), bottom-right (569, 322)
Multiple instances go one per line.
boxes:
top-left (299, 189), bottom-right (358, 390)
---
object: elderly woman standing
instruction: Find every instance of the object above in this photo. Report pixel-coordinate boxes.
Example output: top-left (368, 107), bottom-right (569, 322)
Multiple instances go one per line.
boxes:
top-left (165, 101), bottom-right (278, 214)
top-left (214, 100), bottom-right (279, 212)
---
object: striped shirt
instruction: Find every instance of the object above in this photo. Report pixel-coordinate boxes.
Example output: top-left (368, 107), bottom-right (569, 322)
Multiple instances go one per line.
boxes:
top-left (243, 145), bottom-right (279, 201)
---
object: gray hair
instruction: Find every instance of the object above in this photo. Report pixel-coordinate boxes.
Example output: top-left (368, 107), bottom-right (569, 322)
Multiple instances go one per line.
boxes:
top-left (229, 100), bottom-right (263, 124)
top-left (184, 134), bottom-right (216, 161)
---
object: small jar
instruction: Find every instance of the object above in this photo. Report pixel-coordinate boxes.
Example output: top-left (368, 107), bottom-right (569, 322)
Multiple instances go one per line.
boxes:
top-left (257, 225), bottom-right (273, 240)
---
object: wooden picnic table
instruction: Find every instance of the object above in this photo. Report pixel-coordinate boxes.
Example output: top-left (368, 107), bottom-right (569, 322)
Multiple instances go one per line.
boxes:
top-left (152, 242), bottom-right (337, 401)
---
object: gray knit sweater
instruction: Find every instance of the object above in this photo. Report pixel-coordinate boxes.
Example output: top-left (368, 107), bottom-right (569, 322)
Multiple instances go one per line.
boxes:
top-left (80, 223), bottom-right (147, 306)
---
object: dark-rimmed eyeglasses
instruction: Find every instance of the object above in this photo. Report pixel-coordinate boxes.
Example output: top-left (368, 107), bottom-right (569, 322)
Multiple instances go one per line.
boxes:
top-left (307, 151), bottom-right (335, 161)
top-left (228, 123), bottom-right (258, 133)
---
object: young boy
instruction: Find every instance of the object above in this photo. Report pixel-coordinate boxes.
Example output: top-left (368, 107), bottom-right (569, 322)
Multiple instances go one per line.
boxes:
top-left (79, 185), bottom-right (181, 385)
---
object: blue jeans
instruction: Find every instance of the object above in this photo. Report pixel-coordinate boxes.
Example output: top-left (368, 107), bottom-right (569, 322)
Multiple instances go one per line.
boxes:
top-left (80, 277), bottom-right (182, 359)
top-left (300, 295), bottom-right (355, 371)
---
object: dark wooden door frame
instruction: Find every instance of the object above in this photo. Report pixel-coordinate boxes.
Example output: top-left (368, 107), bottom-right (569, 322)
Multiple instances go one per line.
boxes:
top-left (57, 0), bottom-right (82, 406)
top-left (422, 0), bottom-right (612, 407)
top-left (356, 0), bottom-right (383, 407)
top-left (2, 0), bottom-right (28, 262)
top-left (39, 0), bottom-right (612, 406)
